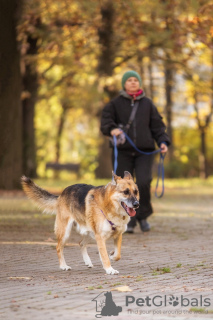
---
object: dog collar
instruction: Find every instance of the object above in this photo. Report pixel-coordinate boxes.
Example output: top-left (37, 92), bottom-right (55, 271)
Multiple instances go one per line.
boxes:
top-left (100, 209), bottom-right (116, 231)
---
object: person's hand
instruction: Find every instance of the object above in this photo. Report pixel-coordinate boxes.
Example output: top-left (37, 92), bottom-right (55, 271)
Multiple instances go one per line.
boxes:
top-left (160, 143), bottom-right (168, 154)
top-left (110, 128), bottom-right (123, 136)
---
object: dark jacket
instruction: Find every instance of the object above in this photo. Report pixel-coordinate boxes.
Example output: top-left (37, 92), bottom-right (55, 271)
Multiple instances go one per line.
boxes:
top-left (100, 90), bottom-right (171, 151)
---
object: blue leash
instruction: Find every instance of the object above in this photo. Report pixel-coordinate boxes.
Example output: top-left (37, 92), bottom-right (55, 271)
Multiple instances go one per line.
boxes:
top-left (113, 133), bottom-right (166, 198)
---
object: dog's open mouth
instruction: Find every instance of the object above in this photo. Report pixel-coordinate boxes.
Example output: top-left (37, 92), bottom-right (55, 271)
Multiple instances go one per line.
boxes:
top-left (121, 202), bottom-right (136, 217)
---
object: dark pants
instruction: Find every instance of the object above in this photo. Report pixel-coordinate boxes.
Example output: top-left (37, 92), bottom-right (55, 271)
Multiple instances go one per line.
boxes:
top-left (112, 150), bottom-right (154, 228)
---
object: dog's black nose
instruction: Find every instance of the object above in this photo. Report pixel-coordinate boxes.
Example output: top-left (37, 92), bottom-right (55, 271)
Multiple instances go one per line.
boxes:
top-left (133, 200), bottom-right (139, 209)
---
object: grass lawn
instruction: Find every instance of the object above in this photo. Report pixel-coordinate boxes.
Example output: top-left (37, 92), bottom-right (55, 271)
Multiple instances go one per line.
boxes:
top-left (32, 176), bottom-right (213, 194)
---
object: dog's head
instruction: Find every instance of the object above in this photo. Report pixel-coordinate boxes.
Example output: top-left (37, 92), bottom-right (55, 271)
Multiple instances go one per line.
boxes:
top-left (111, 171), bottom-right (139, 217)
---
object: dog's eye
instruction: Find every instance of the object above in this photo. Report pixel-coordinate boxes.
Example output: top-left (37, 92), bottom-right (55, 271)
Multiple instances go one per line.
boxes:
top-left (123, 189), bottom-right (130, 195)
top-left (134, 189), bottom-right (138, 195)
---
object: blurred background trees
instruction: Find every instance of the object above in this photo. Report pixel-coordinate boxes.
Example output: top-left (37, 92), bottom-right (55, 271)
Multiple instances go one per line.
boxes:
top-left (0, 0), bottom-right (213, 189)
top-left (0, 0), bottom-right (23, 189)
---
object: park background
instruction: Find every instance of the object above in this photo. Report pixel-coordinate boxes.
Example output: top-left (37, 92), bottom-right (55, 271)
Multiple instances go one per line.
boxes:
top-left (0, 0), bottom-right (213, 189)
top-left (1, 2), bottom-right (213, 319)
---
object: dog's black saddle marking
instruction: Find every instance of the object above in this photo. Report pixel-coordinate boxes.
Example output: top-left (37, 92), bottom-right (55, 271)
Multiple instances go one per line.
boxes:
top-left (62, 184), bottom-right (100, 211)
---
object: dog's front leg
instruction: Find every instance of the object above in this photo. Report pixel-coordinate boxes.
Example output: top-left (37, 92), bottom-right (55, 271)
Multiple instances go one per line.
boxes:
top-left (110, 233), bottom-right (122, 261)
top-left (95, 234), bottom-right (119, 275)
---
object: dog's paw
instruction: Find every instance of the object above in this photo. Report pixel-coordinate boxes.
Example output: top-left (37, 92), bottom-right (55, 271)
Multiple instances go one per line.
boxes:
top-left (86, 262), bottom-right (94, 268)
top-left (109, 251), bottom-right (120, 261)
top-left (84, 257), bottom-right (93, 268)
top-left (60, 265), bottom-right (72, 271)
top-left (110, 255), bottom-right (121, 261)
top-left (105, 267), bottom-right (119, 275)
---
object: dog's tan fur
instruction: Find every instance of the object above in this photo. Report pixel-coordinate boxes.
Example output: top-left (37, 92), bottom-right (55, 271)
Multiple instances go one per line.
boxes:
top-left (21, 172), bottom-right (139, 275)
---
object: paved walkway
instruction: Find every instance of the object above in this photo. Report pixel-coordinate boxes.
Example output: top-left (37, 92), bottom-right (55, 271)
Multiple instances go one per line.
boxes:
top-left (0, 191), bottom-right (213, 320)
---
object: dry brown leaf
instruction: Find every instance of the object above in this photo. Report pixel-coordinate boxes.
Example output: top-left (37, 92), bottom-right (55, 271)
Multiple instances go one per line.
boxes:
top-left (44, 238), bottom-right (54, 242)
top-left (111, 286), bottom-right (132, 292)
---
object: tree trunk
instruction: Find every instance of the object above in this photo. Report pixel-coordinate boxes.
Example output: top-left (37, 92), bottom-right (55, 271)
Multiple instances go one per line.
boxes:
top-left (95, 138), bottom-right (113, 179)
top-left (137, 52), bottom-right (150, 98)
top-left (137, 53), bottom-right (146, 91)
top-left (97, 0), bottom-right (115, 76)
top-left (199, 129), bottom-right (208, 179)
top-left (22, 36), bottom-right (38, 177)
top-left (148, 49), bottom-right (154, 100)
top-left (53, 106), bottom-right (68, 179)
top-left (0, 0), bottom-right (23, 189)
top-left (96, 0), bottom-right (115, 179)
top-left (55, 107), bottom-right (68, 163)
top-left (193, 91), bottom-right (209, 179)
top-left (164, 58), bottom-right (174, 161)
top-left (137, 50), bottom-right (154, 100)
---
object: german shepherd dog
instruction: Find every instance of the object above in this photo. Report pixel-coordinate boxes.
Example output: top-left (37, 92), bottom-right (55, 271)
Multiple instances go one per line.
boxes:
top-left (21, 172), bottom-right (139, 275)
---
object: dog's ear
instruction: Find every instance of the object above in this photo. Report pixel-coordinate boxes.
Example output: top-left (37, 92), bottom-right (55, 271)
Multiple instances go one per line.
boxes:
top-left (124, 171), bottom-right (133, 180)
top-left (112, 171), bottom-right (121, 185)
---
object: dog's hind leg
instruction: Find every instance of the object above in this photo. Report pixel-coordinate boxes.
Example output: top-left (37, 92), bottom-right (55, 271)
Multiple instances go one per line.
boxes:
top-left (55, 217), bottom-right (73, 271)
top-left (79, 236), bottom-right (93, 268)
top-left (110, 233), bottom-right (122, 261)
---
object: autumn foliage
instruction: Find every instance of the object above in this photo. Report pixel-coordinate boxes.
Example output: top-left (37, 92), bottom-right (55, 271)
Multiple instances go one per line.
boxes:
top-left (0, 0), bottom-right (213, 188)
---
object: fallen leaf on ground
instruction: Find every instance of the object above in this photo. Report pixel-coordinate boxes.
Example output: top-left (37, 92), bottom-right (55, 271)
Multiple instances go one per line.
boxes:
top-left (44, 238), bottom-right (54, 242)
top-left (111, 286), bottom-right (132, 292)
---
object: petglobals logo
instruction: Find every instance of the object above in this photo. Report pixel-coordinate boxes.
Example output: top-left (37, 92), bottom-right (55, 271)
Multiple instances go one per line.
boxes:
top-left (92, 291), bottom-right (122, 318)
top-left (126, 295), bottom-right (211, 308)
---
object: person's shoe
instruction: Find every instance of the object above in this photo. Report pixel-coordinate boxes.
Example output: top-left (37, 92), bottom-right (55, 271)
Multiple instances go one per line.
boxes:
top-left (139, 220), bottom-right (150, 232)
top-left (125, 226), bottom-right (134, 234)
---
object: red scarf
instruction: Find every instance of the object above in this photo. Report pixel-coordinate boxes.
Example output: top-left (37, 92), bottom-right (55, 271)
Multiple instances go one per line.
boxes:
top-left (127, 89), bottom-right (143, 100)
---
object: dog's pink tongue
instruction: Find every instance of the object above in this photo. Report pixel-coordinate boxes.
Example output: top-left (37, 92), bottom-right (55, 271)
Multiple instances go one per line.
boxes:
top-left (127, 207), bottom-right (136, 217)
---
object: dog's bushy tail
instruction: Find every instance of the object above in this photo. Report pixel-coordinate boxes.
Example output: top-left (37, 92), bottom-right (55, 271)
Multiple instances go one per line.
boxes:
top-left (21, 176), bottom-right (58, 215)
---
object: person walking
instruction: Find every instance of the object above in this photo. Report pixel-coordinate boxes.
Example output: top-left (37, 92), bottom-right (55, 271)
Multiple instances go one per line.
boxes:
top-left (100, 70), bottom-right (170, 233)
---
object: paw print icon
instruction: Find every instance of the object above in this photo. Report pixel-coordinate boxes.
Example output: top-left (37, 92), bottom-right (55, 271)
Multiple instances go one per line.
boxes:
top-left (169, 296), bottom-right (179, 307)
